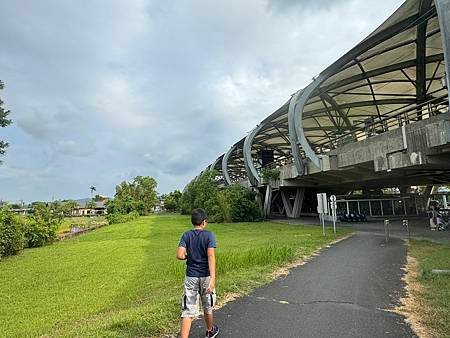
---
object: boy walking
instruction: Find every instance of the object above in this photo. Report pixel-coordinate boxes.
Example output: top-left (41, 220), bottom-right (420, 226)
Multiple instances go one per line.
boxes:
top-left (177, 208), bottom-right (219, 338)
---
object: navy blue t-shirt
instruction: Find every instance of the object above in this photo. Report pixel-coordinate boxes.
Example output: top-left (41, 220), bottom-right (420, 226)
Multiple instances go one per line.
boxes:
top-left (179, 229), bottom-right (216, 277)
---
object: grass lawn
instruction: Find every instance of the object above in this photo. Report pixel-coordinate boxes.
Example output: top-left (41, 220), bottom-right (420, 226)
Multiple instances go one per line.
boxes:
top-left (0, 214), bottom-right (351, 337)
top-left (58, 216), bottom-right (106, 233)
top-left (406, 240), bottom-right (450, 337)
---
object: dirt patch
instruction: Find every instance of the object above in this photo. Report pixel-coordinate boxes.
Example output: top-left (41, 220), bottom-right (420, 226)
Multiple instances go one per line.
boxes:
top-left (216, 292), bottom-right (241, 308)
top-left (395, 255), bottom-right (437, 338)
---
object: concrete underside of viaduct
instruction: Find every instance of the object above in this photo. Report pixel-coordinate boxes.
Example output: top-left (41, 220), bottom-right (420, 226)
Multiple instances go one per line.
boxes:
top-left (275, 111), bottom-right (450, 191)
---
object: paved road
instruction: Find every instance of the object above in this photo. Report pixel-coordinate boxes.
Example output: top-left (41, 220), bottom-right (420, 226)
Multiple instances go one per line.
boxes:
top-left (190, 232), bottom-right (416, 337)
top-left (278, 216), bottom-right (450, 244)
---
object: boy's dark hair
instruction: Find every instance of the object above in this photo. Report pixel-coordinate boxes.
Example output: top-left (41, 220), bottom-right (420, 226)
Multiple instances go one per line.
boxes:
top-left (191, 208), bottom-right (208, 225)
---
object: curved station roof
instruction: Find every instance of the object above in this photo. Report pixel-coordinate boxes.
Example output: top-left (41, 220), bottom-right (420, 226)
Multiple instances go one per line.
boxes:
top-left (199, 0), bottom-right (450, 188)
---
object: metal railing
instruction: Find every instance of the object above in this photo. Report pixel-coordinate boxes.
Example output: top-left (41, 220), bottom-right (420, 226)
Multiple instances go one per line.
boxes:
top-left (314, 94), bottom-right (449, 152)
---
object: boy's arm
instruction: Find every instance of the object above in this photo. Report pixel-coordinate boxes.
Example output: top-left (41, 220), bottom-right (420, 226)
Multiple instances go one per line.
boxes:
top-left (206, 247), bottom-right (215, 293)
top-left (176, 246), bottom-right (186, 260)
top-left (177, 233), bottom-right (187, 260)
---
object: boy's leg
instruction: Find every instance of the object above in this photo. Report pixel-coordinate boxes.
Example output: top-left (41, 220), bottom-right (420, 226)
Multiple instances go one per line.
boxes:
top-left (180, 317), bottom-right (193, 338)
top-left (200, 277), bottom-right (217, 332)
top-left (204, 311), bottom-right (213, 331)
top-left (180, 277), bottom-right (200, 338)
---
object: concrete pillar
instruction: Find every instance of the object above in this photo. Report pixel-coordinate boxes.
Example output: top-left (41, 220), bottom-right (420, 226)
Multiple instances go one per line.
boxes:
top-left (256, 190), bottom-right (264, 217)
top-left (281, 188), bottom-right (305, 218)
top-left (281, 190), bottom-right (293, 218)
top-left (292, 188), bottom-right (305, 218)
top-left (263, 186), bottom-right (272, 218)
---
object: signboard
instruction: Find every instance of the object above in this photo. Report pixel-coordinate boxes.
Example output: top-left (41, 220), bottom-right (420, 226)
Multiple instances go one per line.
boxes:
top-left (316, 193), bottom-right (328, 214)
top-left (330, 195), bottom-right (337, 235)
top-left (317, 193), bottom-right (327, 236)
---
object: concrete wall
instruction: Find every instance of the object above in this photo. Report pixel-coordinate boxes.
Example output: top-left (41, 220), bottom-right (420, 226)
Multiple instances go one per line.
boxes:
top-left (330, 113), bottom-right (450, 172)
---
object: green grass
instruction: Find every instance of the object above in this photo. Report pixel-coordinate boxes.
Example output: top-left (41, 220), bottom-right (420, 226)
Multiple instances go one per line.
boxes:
top-left (0, 214), bottom-right (351, 337)
top-left (58, 216), bottom-right (106, 233)
top-left (408, 240), bottom-right (450, 337)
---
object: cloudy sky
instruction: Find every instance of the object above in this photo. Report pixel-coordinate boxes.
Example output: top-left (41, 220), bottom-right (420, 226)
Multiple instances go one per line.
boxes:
top-left (0, 0), bottom-right (404, 202)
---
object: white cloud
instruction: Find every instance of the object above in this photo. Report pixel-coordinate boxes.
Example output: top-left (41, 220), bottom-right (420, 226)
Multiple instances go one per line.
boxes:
top-left (94, 75), bottom-right (154, 129)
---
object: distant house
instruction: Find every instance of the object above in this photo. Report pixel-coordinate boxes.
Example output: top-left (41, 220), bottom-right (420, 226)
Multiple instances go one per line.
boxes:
top-left (154, 199), bottom-right (165, 213)
top-left (9, 207), bottom-right (33, 216)
top-left (1, 200), bottom-right (32, 215)
top-left (72, 199), bottom-right (108, 216)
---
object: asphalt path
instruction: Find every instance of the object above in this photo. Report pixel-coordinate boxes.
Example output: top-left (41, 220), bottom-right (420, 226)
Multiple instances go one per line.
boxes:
top-left (190, 232), bottom-right (416, 337)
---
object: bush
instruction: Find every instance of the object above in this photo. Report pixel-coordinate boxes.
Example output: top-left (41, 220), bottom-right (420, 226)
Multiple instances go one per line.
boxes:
top-left (106, 211), bottom-right (140, 224)
top-left (25, 204), bottom-right (62, 248)
top-left (260, 168), bottom-right (280, 182)
top-left (225, 185), bottom-right (261, 222)
top-left (0, 207), bottom-right (26, 258)
top-left (206, 190), bottom-right (232, 223)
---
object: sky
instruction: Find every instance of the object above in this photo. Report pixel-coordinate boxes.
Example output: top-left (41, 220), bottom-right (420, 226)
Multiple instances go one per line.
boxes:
top-left (0, 0), bottom-right (404, 202)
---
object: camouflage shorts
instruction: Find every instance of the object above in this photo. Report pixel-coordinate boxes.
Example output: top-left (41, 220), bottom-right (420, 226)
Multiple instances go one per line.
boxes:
top-left (181, 276), bottom-right (216, 317)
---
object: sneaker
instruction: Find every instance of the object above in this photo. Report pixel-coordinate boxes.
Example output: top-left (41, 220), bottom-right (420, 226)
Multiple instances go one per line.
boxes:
top-left (205, 324), bottom-right (219, 338)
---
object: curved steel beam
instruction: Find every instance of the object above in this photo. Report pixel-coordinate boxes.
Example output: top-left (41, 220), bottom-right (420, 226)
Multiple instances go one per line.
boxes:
top-left (243, 124), bottom-right (264, 186)
top-left (209, 156), bottom-right (222, 172)
top-left (435, 0), bottom-right (450, 104)
top-left (320, 92), bottom-right (355, 140)
top-left (320, 93), bottom-right (353, 129)
top-left (355, 60), bottom-right (382, 122)
top-left (320, 54), bottom-right (444, 94)
top-left (292, 79), bottom-right (324, 169)
top-left (222, 144), bottom-right (237, 185)
top-left (288, 90), bottom-right (307, 176)
top-left (416, 0), bottom-right (434, 119)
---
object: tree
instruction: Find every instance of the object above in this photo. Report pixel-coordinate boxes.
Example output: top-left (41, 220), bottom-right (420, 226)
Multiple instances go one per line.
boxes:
top-left (164, 190), bottom-right (182, 212)
top-left (180, 170), bottom-right (261, 222)
top-left (108, 176), bottom-right (158, 216)
top-left (0, 80), bottom-right (12, 164)
top-left (93, 194), bottom-right (105, 202)
top-left (180, 171), bottom-right (221, 215)
top-left (90, 186), bottom-right (96, 199)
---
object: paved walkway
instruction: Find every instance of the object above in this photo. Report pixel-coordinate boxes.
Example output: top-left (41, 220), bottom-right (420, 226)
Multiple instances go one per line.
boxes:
top-left (278, 216), bottom-right (450, 244)
top-left (190, 232), bottom-right (417, 337)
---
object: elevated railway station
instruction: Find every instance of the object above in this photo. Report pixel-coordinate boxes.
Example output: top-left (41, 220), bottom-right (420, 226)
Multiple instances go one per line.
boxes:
top-left (193, 0), bottom-right (450, 219)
